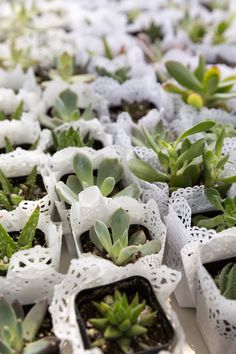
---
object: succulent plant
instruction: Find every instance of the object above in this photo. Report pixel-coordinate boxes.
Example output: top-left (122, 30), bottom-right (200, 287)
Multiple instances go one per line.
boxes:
top-left (96, 66), bottom-right (130, 84)
top-left (56, 152), bottom-right (141, 205)
top-left (0, 206), bottom-right (40, 274)
top-left (0, 40), bottom-right (37, 70)
top-left (88, 289), bottom-right (156, 353)
top-left (193, 188), bottom-right (236, 232)
top-left (213, 20), bottom-right (231, 45)
top-left (182, 15), bottom-right (206, 43)
top-left (51, 127), bottom-right (94, 152)
top-left (0, 296), bottom-right (59, 354)
top-left (0, 101), bottom-right (23, 121)
top-left (164, 55), bottom-right (236, 110)
top-left (131, 120), bottom-right (170, 148)
top-left (40, 89), bottom-right (94, 129)
top-left (89, 208), bottom-right (161, 266)
top-left (0, 166), bottom-right (40, 211)
top-left (214, 262), bottom-right (236, 299)
top-left (129, 121), bottom-right (236, 192)
top-left (50, 52), bottom-right (94, 84)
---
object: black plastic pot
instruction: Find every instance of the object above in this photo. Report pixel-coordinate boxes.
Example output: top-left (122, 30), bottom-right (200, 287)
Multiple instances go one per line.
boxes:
top-left (75, 276), bottom-right (175, 354)
top-left (204, 256), bottom-right (236, 278)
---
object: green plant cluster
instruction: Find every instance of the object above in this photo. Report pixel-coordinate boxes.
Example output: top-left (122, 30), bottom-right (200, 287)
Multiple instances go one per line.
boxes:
top-left (88, 290), bottom-right (156, 354)
top-left (214, 262), bottom-right (236, 300)
top-left (89, 208), bottom-right (161, 266)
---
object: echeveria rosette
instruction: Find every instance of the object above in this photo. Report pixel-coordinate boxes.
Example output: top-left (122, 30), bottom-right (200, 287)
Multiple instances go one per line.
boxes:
top-left (89, 208), bottom-right (161, 266)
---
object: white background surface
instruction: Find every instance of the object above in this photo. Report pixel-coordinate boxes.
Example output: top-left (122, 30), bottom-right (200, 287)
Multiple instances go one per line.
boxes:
top-left (60, 240), bottom-right (210, 354)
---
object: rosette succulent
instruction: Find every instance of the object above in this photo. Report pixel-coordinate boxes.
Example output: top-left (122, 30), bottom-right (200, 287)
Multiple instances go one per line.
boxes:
top-left (88, 290), bottom-right (156, 353)
top-left (89, 208), bottom-right (161, 266)
top-left (56, 152), bottom-right (141, 205)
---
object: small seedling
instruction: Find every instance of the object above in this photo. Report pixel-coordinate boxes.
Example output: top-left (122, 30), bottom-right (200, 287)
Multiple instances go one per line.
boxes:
top-left (56, 153), bottom-right (141, 205)
top-left (52, 127), bottom-right (94, 151)
top-left (96, 66), bottom-right (130, 84)
top-left (0, 166), bottom-right (41, 211)
top-left (89, 208), bottom-right (161, 265)
top-left (88, 289), bottom-right (156, 353)
top-left (0, 101), bottom-right (23, 121)
top-left (0, 207), bottom-right (40, 273)
top-left (164, 55), bottom-right (236, 110)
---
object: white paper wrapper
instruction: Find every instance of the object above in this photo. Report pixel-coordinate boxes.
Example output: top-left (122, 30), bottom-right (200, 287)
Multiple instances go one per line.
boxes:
top-left (0, 113), bottom-right (41, 149)
top-left (181, 234), bottom-right (236, 354)
top-left (0, 150), bottom-right (54, 216)
top-left (50, 255), bottom-right (184, 354)
top-left (0, 209), bottom-right (63, 304)
top-left (70, 186), bottom-right (166, 267)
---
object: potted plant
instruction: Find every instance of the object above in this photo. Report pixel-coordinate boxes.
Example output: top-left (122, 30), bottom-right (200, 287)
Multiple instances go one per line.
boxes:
top-left (181, 234), bottom-right (236, 354)
top-left (0, 151), bottom-right (53, 216)
top-left (0, 207), bottom-right (62, 303)
top-left (0, 296), bottom-right (60, 354)
top-left (50, 255), bottom-right (184, 354)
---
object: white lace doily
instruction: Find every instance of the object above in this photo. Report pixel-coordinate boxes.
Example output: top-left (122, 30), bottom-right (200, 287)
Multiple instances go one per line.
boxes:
top-left (0, 209), bottom-right (63, 304)
top-left (50, 255), bottom-right (184, 354)
top-left (70, 186), bottom-right (166, 266)
top-left (182, 234), bottom-right (236, 354)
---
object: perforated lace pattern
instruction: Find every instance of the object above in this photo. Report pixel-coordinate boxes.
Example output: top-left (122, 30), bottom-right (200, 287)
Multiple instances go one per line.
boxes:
top-left (0, 210), bottom-right (63, 304)
top-left (50, 256), bottom-right (184, 354)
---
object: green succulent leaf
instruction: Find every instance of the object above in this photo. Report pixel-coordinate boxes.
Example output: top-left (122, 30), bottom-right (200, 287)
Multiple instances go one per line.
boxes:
top-left (23, 299), bottom-right (48, 342)
top-left (94, 220), bottom-right (113, 254)
top-left (17, 206), bottom-right (40, 248)
top-left (129, 158), bottom-right (169, 183)
top-left (166, 61), bottom-right (202, 93)
top-left (73, 153), bottom-right (94, 189)
top-left (56, 181), bottom-right (79, 205)
top-left (96, 159), bottom-right (123, 189)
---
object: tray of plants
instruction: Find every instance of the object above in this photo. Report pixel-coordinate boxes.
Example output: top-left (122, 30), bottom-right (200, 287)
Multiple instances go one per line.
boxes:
top-left (1, 0), bottom-right (236, 354)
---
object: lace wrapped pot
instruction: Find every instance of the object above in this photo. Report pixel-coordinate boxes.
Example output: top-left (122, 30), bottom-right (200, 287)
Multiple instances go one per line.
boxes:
top-left (46, 145), bottom-right (138, 247)
top-left (181, 233), bottom-right (236, 354)
top-left (0, 208), bottom-right (63, 304)
top-left (50, 255), bottom-right (184, 354)
top-left (70, 185), bottom-right (166, 266)
top-left (0, 112), bottom-right (42, 152)
top-left (165, 196), bottom-right (218, 307)
top-left (92, 76), bottom-right (172, 120)
top-left (0, 150), bottom-right (54, 217)
top-left (39, 119), bottom-right (113, 154)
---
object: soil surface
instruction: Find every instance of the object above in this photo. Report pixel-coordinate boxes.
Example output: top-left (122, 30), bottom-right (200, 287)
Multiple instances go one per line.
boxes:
top-left (109, 100), bottom-right (156, 122)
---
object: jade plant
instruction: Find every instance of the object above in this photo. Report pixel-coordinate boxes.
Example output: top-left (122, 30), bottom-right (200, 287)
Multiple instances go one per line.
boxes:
top-left (214, 262), bottom-right (236, 299)
top-left (129, 120), bottom-right (236, 192)
top-left (88, 290), bottom-right (156, 353)
top-left (0, 296), bottom-right (59, 354)
top-left (0, 206), bottom-right (39, 274)
top-left (193, 188), bottom-right (236, 232)
top-left (89, 208), bottom-right (161, 266)
top-left (49, 52), bottom-right (94, 83)
top-left (0, 166), bottom-right (42, 211)
top-left (56, 153), bottom-right (141, 205)
top-left (0, 101), bottom-right (23, 121)
top-left (164, 55), bottom-right (236, 110)
top-left (40, 89), bottom-right (94, 129)
top-left (51, 127), bottom-right (95, 152)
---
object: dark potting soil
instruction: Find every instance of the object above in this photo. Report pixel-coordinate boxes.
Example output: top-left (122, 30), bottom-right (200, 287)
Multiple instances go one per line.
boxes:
top-left (76, 276), bottom-right (174, 354)
top-left (9, 228), bottom-right (46, 248)
top-left (8, 174), bottom-right (47, 201)
top-left (109, 100), bottom-right (156, 122)
top-left (0, 143), bottom-right (33, 154)
top-left (80, 224), bottom-right (151, 259)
